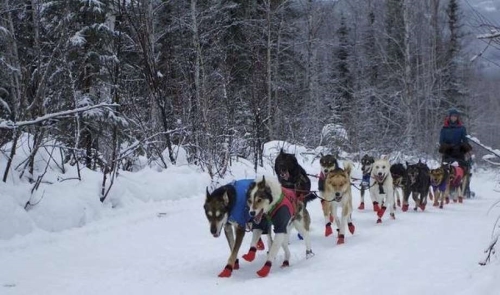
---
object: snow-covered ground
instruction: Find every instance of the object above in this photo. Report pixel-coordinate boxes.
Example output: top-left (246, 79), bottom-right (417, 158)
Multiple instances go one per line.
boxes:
top-left (1, 139), bottom-right (500, 295)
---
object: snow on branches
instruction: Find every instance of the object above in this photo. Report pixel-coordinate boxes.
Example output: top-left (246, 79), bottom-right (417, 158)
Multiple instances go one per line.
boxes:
top-left (0, 103), bottom-right (119, 130)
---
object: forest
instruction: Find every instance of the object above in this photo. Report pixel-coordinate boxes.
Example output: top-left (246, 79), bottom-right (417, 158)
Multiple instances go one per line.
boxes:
top-left (1, 0), bottom-right (499, 200)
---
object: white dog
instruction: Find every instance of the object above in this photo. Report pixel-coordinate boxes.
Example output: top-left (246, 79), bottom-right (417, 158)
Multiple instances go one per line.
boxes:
top-left (369, 158), bottom-right (395, 223)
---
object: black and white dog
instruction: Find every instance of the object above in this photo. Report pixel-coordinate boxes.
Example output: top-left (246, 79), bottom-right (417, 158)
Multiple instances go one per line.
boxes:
top-left (204, 179), bottom-right (265, 278)
top-left (359, 154), bottom-right (375, 210)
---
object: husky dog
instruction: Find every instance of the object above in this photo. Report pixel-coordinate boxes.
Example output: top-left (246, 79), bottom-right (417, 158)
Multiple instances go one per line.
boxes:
top-left (323, 161), bottom-right (356, 244)
top-left (390, 163), bottom-right (406, 208)
top-left (204, 179), bottom-right (257, 278)
top-left (402, 161), bottom-right (430, 212)
top-left (274, 149), bottom-right (314, 203)
top-left (369, 157), bottom-right (395, 223)
top-left (246, 176), bottom-right (314, 277)
top-left (359, 154), bottom-right (375, 210)
top-left (429, 165), bottom-right (450, 209)
top-left (318, 154), bottom-right (339, 236)
top-left (444, 161), bottom-right (466, 203)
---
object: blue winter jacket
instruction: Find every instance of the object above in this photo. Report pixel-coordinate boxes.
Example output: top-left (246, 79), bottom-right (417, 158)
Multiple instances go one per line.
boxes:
top-left (439, 120), bottom-right (468, 147)
top-left (228, 179), bottom-right (253, 228)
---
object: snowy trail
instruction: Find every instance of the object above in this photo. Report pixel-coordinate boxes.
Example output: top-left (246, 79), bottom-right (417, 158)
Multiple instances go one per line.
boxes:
top-left (1, 171), bottom-right (499, 295)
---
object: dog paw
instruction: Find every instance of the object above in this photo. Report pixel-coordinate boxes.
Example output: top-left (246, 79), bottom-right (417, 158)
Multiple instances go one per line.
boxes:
top-left (458, 197), bottom-right (463, 203)
top-left (256, 238), bottom-right (265, 251)
top-left (376, 218), bottom-right (382, 224)
top-left (257, 261), bottom-right (272, 277)
top-left (390, 213), bottom-right (395, 220)
top-left (445, 197), bottom-right (450, 204)
top-left (337, 234), bottom-right (345, 244)
top-left (373, 202), bottom-right (380, 212)
top-left (218, 265), bottom-right (233, 278)
top-left (297, 233), bottom-right (303, 240)
top-left (402, 204), bottom-right (409, 212)
top-left (358, 202), bottom-right (365, 210)
top-left (325, 223), bottom-right (333, 237)
top-left (397, 199), bottom-right (401, 207)
top-left (377, 206), bottom-right (387, 218)
top-left (348, 222), bottom-right (355, 234)
top-left (306, 249), bottom-right (315, 259)
top-left (433, 202), bottom-right (439, 207)
top-left (419, 203), bottom-right (426, 211)
top-left (234, 259), bottom-right (240, 270)
top-left (242, 247), bottom-right (257, 262)
top-left (281, 260), bottom-right (290, 268)
top-left (439, 205), bottom-right (443, 209)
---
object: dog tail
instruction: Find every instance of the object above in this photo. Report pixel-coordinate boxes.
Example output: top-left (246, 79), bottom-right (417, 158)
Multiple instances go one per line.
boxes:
top-left (303, 191), bottom-right (318, 203)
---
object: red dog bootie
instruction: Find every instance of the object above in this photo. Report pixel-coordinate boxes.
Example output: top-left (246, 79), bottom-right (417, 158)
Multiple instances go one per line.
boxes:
top-left (358, 202), bottom-right (365, 210)
top-left (419, 203), bottom-right (426, 211)
top-left (337, 234), bottom-right (345, 244)
top-left (257, 261), bottom-right (272, 277)
top-left (348, 222), bottom-right (355, 234)
top-left (373, 202), bottom-right (380, 212)
top-left (242, 247), bottom-right (257, 262)
top-left (233, 259), bottom-right (240, 270)
top-left (458, 196), bottom-right (463, 203)
top-left (397, 199), bottom-right (401, 207)
top-left (256, 238), bottom-right (265, 250)
top-left (377, 206), bottom-right (387, 218)
top-left (402, 204), bottom-right (409, 212)
top-left (325, 222), bottom-right (333, 237)
top-left (218, 265), bottom-right (233, 278)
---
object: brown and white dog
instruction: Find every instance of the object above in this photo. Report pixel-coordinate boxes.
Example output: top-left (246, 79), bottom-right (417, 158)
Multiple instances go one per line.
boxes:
top-left (323, 161), bottom-right (356, 244)
top-left (318, 154), bottom-right (339, 236)
top-left (429, 165), bottom-right (450, 209)
top-left (369, 157), bottom-right (395, 223)
top-left (246, 176), bottom-right (314, 277)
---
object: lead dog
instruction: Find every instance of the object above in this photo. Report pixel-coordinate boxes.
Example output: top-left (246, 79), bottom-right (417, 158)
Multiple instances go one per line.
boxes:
top-left (246, 176), bottom-right (314, 277)
top-left (323, 161), bottom-right (356, 244)
top-left (369, 157), bottom-right (395, 223)
top-left (204, 179), bottom-right (262, 278)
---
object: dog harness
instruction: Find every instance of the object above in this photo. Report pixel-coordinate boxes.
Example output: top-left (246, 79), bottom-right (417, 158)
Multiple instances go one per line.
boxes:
top-left (265, 187), bottom-right (296, 234)
top-left (451, 166), bottom-right (464, 188)
top-left (432, 179), bottom-right (447, 192)
top-left (229, 179), bottom-right (253, 228)
top-left (362, 173), bottom-right (370, 188)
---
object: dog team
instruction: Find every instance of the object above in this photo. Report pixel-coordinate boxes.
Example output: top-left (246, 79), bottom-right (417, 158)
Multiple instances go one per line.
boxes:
top-left (203, 149), bottom-right (472, 278)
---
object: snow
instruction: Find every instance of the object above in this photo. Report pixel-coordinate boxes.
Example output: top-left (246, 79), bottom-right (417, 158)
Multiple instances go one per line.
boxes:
top-left (1, 140), bottom-right (500, 294)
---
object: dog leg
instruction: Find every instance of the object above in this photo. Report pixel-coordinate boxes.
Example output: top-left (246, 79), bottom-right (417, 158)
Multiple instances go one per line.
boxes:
top-left (293, 220), bottom-right (314, 258)
top-left (281, 226), bottom-right (292, 268)
top-left (224, 224), bottom-right (235, 251)
top-left (337, 208), bottom-right (348, 244)
top-left (219, 226), bottom-right (245, 278)
top-left (243, 229), bottom-right (262, 262)
top-left (359, 188), bottom-right (365, 210)
top-left (322, 200), bottom-right (333, 237)
top-left (257, 233), bottom-right (286, 277)
top-left (412, 192), bottom-right (420, 211)
top-left (387, 188), bottom-right (395, 220)
top-left (402, 188), bottom-right (410, 212)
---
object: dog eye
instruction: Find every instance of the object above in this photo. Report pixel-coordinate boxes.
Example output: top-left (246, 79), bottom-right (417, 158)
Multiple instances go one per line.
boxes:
top-left (207, 211), bottom-right (213, 216)
top-left (256, 199), bottom-right (262, 203)
top-left (382, 166), bottom-right (385, 169)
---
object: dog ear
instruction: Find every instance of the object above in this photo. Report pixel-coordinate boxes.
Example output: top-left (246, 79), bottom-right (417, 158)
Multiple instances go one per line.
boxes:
top-left (205, 187), bottom-right (210, 200)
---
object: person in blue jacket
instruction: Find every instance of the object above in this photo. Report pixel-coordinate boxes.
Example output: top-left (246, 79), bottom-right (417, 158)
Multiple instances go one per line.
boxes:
top-left (439, 109), bottom-right (472, 163)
